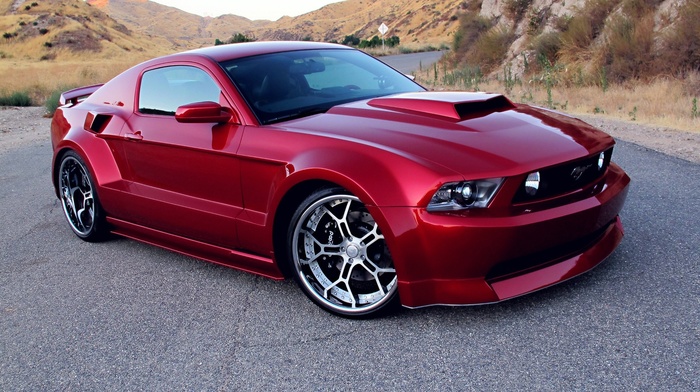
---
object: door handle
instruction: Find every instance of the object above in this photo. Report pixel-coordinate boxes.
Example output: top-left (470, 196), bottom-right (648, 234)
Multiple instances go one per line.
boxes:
top-left (125, 131), bottom-right (143, 141)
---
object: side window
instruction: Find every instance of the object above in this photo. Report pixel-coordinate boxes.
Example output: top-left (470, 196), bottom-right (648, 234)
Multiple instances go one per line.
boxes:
top-left (139, 66), bottom-right (221, 115)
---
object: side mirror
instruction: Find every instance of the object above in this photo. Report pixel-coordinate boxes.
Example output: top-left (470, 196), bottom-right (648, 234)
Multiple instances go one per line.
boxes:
top-left (175, 101), bottom-right (237, 124)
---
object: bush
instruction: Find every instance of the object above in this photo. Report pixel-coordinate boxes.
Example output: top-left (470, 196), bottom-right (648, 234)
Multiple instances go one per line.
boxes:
top-left (560, 0), bottom-right (617, 53)
top-left (659, 0), bottom-right (700, 73)
top-left (214, 33), bottom-right (255, 45)
top-left (452, 13), bottom-right (491, 63)
top-left (45, 87), bottom-right (69, 116)
top-left (0, 91), bottom-right (33, 107)
top-left (469, 26), bottom-right (516, 72)
top-left (622, 0), bottom-right (664, 18)
top-left (342, 34), bottom-right (360, 46)
top-left (605, 15), bottom-right (655, 82)
top-left (504, 0), bottom-right (532, 22)
top-left (532, 32), bottom-right (562, 65)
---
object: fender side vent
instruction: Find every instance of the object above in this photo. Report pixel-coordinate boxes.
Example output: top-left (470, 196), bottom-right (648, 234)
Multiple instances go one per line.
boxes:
top-left (83, 112), bottom-right (112, 133)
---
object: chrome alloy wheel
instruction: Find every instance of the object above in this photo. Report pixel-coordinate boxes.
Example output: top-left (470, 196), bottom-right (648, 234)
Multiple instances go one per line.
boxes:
top-left (292, 193), bottom-right (397, 316)
top-left (58, 155), bottom-right (96, 237)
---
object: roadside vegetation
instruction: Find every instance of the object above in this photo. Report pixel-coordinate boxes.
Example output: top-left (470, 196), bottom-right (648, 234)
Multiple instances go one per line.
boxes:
top-left (418, 0), bottom-right (700, 132)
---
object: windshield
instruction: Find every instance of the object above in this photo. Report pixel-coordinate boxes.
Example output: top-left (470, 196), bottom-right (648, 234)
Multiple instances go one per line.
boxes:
top-left (220, 49), bottom-right (425, 124)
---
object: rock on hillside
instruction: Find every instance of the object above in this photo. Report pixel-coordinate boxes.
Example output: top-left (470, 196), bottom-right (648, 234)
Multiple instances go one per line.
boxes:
top-left (447, 0), bottom-right (696, 80)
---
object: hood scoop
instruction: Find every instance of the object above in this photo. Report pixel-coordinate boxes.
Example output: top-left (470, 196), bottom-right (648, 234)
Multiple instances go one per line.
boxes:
top-left (368, 92), bottom-right (515, 121)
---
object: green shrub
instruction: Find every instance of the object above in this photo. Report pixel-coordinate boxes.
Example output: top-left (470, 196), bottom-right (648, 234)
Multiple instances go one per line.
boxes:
top-left (214, 33), bottom-right (256, 45)
top-left (0, 91), bottom-right (33, 107)
top-left (45, 86), bottom-right (76, 116)
top-left (342, 34), bottom-right (360, 46)
top-left (532, 32), bottom-right (562, 65)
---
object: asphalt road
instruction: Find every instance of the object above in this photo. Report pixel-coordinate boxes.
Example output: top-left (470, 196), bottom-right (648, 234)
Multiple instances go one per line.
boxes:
top-left (1, 74), bottom-right (698, 390)
top-left (381, 50), bottom-right (445, 74)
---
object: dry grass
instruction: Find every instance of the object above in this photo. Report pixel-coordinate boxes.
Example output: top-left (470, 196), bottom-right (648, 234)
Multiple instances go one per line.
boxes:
top-left (417, 69), bottom-right (700, 133)
top-left (0, 58), bottom-right (147, 104)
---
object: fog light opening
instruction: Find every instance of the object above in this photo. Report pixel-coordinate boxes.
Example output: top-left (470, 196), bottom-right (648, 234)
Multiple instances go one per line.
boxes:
top-left (525, 171), bottom-right (541, 196)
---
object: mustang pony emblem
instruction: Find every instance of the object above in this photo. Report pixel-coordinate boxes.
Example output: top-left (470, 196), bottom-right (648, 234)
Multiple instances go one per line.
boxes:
top-left (571, 163), bottom-right (594, 181)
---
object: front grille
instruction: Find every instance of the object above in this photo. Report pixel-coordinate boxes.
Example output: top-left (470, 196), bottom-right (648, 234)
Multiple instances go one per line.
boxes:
top-left (513, 148), bottom-right (613, 204)
top-left (485, 220), bottom-right (613, 283)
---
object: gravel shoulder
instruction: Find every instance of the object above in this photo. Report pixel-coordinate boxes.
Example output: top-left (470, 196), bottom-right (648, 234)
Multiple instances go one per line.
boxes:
top-left (1, 106), bottom-right (698, 164)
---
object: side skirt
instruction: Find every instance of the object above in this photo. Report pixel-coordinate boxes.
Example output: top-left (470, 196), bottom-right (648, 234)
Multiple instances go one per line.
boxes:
top-left (106, 217), bottom-right (284, 280)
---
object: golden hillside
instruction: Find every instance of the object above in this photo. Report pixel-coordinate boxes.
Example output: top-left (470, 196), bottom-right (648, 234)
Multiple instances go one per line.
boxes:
top-left (87, 0), bottom-right (462, 49)
top-left (0, 0), bottom-right (172, 60)
top-left (252, 0), bottom-right (462, 46)
top-left (86, 0), bottom-right (271, 48)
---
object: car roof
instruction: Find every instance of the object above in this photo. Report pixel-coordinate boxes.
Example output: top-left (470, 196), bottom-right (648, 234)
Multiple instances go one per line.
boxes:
top-left (176, 41), bottom-right (352, 63)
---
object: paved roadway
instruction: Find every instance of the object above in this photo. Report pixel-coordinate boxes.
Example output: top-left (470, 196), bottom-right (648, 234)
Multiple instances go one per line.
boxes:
top-left (1, 54), bottom-right (698, 390)
top-left (381, 50), bottom-right (445, 74)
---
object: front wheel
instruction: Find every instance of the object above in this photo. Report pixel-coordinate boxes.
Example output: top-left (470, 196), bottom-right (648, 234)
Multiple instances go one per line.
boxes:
top-left (288, 188), bottom-right (399, 318)
top-left (57, 151), bottom-right (107, 242)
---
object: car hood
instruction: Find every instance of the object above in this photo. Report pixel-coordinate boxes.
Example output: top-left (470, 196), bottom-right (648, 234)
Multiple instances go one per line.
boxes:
top-left (282, 92), bottom-right (614, 178)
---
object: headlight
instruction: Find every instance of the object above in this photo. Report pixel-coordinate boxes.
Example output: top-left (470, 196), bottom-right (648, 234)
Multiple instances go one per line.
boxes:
top-left (427, 178), bottom-right (504, 212)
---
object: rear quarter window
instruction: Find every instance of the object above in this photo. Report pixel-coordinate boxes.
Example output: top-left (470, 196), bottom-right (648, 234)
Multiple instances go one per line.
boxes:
top-left (138, 66), bottom-right (221, 115)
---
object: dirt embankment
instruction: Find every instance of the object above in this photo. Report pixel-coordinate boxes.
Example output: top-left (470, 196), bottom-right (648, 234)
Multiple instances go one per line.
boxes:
top-left (1, 106), bottom-right (698, 164)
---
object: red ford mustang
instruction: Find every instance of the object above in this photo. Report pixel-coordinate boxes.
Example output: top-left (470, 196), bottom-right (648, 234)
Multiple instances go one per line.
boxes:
top-left (51, 41), bottom-right (630, 318)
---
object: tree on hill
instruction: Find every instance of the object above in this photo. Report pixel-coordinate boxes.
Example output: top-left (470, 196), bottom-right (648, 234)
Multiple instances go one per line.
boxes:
top-left (215, 33), bottom-right (256, 45)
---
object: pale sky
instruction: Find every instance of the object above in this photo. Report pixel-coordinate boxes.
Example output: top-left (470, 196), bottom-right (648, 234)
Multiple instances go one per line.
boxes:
top-left (150, 0), bottom-right (345, 21)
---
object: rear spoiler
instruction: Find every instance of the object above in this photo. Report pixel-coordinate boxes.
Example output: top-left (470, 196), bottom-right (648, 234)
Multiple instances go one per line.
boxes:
top-left (59, 84), bottom-right (104, 106)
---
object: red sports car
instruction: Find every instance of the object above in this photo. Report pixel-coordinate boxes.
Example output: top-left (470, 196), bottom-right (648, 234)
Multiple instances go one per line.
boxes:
top-left (51, 42), bottom-right (630, 318)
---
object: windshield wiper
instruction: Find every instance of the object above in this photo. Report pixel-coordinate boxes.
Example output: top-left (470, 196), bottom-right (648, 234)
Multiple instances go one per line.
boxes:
top-left (266, 107), bottom-right (329, 124)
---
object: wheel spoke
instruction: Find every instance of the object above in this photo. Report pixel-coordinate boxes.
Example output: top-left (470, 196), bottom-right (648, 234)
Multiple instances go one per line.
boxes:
top-left (76, 189), bottom-right (94, 230)
top-left (319, 202), bottom-right (353, 241)
top-left (358, 221), bottom-right (382, 247)
top-left (299, 229), bottom-right (341, 265)
top-left (323, 258), bottom-right (358, 308)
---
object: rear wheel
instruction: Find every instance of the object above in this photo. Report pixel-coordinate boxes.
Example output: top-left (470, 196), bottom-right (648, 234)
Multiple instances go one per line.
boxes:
top-left (57, 151), bottom-right (107, 242)
top-left (288, 188), bottom-right (399, 318)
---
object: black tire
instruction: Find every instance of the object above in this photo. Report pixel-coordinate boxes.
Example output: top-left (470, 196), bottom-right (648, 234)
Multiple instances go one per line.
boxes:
top-left (57, 151), bottom-right (107, 242)
top-left (287, 187), bottom-right (399, 318)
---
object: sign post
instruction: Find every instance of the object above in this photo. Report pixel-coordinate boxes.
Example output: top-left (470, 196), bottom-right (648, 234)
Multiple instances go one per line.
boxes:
top-left (378, 22), bottom-right (388, 51)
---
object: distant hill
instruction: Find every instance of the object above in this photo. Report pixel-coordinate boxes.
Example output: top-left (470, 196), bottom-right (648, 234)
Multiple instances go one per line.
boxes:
top-left (86, 0), bottom-right (271, 47)
top-left (87, 0), bottom-right (464, 48)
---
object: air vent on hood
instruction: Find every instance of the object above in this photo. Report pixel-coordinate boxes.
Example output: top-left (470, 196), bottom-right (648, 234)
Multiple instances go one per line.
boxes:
top-left (368, 92), bottom-right (515, 121)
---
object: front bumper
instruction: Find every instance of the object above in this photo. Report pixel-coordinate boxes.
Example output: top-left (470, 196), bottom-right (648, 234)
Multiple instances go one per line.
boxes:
top-left (377, 163), bottom-right (630, 308)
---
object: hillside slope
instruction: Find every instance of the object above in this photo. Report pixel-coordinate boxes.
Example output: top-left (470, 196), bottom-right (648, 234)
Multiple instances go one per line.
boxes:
top-left (0, 0), bottom-right (170, 60)
top-left (88, 0), bottom-right (463, 48)
top-left (87, 0), bottom-right (271, 47)
top-left (451, 0), bottom-right (698, 82)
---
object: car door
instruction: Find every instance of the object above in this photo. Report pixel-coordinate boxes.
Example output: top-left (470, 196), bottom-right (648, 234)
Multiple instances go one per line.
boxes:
top-left (119, 64), bottom-right (244, 249)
